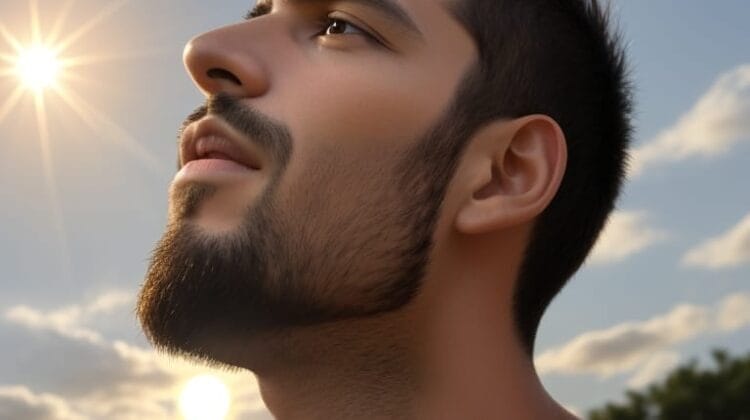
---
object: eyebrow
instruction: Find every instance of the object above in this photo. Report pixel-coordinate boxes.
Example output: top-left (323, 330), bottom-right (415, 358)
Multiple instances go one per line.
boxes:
top-left (258, 0), bottom-right (424, 39)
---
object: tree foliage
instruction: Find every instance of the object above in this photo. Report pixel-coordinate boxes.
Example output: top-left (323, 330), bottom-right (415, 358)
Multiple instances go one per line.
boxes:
top-left (588, 349), bottom-right (750, 420)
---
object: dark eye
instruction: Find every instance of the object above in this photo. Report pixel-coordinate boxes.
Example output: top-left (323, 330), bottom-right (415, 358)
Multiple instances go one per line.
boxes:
top-left (321, 18), bottom-right (368, 37)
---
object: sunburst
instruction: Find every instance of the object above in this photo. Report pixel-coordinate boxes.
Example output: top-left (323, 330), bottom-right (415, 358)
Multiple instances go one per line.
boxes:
top-left (15, 45), bottom-right (61, 90)
top-left (0, 0), bottom-right (161, 274)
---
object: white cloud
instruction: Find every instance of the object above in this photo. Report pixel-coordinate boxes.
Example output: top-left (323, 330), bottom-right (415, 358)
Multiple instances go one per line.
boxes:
top-left (4, 289), bottom-right (134, 345)
top-left (716, 292), bottom-right (750, 332)
top-left (536, 292), bottom-right (750, 384)
top-left (1, 291), bottom-right (271, 420)
top-left (682, 213), bottom-right (750, 269)
top-left (2, 303), bottom-right (177, 414)
top-left (0, 386), bottom-right (84, 420)
top-left (626, 351), bottom-right (681, 389)
top-left (535, 304), bottom-right (709, 377)
top-left (629, 64), bottom-right (750, 177)
top-left (84, 290), bottom-right (134, 316)
top-left (5, 305), bottom-right (104, 345)
top-left (587, 210), bottom-right (668, 265)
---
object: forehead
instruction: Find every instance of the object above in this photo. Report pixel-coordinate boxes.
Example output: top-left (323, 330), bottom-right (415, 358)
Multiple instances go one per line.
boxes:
top-left (394, 0), bottom-right (463, 32)
top-left (393, 0), bottom-right (476, 63)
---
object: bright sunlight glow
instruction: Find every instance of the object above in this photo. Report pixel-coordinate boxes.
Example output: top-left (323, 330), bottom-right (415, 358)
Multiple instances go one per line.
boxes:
top-left (178, 375), bottom-right (232, 420)
top-left (15, 45), bottom-right (60, 91)
top-left (0, 0), bottom-right (158, 282)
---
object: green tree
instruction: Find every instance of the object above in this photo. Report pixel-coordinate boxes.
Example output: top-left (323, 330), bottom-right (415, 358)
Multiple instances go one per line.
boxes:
top-left (588, 349), bottom-right (750, 420)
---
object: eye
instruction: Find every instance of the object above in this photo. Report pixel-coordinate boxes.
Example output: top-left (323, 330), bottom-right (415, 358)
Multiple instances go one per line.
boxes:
top-left (321, 18), bottom-right (369, 37)
top-left (242, 5), bottom-right (382, 46)
top-left (317, 16), bottom-right (384, 45)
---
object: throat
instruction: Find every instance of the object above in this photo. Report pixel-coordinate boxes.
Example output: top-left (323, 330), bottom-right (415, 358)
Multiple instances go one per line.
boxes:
top-left (252, 314), bottom-right (421, 420)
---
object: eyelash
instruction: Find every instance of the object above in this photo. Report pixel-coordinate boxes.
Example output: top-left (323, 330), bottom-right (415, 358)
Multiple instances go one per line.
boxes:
top-left (244, 4), bottom-right (376, 42)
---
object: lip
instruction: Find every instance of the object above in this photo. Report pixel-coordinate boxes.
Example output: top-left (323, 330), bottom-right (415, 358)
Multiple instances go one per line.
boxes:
top-left (179, 116), bottom-right (263, 171)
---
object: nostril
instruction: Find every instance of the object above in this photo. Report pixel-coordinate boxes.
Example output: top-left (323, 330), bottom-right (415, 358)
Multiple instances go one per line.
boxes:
top-left (206, 68), bottom-right (242, 86)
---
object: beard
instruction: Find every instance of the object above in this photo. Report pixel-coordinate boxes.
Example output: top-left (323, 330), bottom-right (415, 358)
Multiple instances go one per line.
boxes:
top-left (137, 93), bottom-right (473, 366)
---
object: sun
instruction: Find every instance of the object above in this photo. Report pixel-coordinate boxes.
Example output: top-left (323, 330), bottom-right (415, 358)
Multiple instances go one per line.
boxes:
top-left (0, 0), bottom-right (160, 279)
top-left (178, 375), bottom-right (232, 420)
top-left (15, 44), bottom-right (61, 91)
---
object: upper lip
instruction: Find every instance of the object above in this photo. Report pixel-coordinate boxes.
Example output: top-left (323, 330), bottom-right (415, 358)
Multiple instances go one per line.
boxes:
top-left (180, 116), bottom-right (263, 170)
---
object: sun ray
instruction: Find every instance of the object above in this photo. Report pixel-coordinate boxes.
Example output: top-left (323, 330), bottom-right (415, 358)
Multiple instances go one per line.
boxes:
top-left (1, 1), bottom-right (155, 281)
top-left (52, 83), bottom-right (162, 171)
top-left (0, 85), bottom-right (25, 125)
top-left (45, 0), bottom-right (76, 46)
top-left (51, 83), bottom-right (97, 126)
top-left (33, 91), bottom-right (72, 281)
top-left (58, 48), bottom-right (167, 69)
top-left (0, 0), bottom-right (149, 281)
top-left (29, 0), bottom-right (42, 45)
top-left (0, 52), bottom-right (17, 64)
top-left (58, 70), bottom-right (129, 99)
top-left (54, 0), bottom-right (130, 55)
top-left (0, 23), bottom-right (23, 53)
top-left (57, 69), bottom-right (106, 87)
top-left (0, 68), bottom-right (19, 78)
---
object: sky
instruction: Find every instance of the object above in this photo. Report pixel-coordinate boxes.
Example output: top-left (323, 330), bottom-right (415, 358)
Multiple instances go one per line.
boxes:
top-left (0, 0), bottom-right (748, 418)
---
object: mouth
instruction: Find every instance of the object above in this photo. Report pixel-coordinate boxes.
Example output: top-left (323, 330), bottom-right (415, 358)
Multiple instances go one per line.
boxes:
top-left (179, 116), bottom-right (263, 172)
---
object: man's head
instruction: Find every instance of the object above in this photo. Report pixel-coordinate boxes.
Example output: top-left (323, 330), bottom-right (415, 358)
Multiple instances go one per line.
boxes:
top-left (138, 0), bottom-right (631, 364)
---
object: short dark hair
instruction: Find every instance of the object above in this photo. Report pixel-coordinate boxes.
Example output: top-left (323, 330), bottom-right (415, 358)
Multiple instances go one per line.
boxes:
top-left (447, 0), bottom-right (633, 355)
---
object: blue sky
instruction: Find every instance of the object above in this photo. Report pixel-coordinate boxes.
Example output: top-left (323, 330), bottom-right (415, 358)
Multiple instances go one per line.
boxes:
top-left (0, 0), bottom-right (748, 418)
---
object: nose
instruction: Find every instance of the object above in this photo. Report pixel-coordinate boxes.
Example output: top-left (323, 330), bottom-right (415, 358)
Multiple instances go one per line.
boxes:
top-left (183, 23), bottom-right (270, 98)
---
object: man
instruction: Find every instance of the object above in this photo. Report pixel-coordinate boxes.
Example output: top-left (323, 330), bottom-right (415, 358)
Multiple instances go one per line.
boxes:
top-left (138, 0), bottom-right (631, 418)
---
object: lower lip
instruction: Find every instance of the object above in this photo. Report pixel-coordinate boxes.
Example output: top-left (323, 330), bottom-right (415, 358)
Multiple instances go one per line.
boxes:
top-left (174, 159), bottom-right (255, 181)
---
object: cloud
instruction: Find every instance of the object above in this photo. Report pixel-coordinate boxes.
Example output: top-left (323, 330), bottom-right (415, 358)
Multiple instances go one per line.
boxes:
top-left (682, 212), bottom-right (750, 269)
top-left (4, 289), bottom-right (134, 345)
top-left (587, 210), bottom-right (668, 265)
top-left (1, 291), bottom-right (271, 420)
top-left (629, 64), bottom-right (750, 177)
top-left (536, 292), bottom-right (750, 386)
top-left (0, 386), bottom-right (84, 420)
top-left (6, 305), bottom-right (105, 345)
top-left (716, 293), bottom-right (750, 332)
top-left (626, 351), bottom-right (681, 389)
top-left (535, 304), bottom-right (710, 377)
top-left (84, 290), bottom-right (134, 315)
top-left (2, 302), bottom-right (177, 415)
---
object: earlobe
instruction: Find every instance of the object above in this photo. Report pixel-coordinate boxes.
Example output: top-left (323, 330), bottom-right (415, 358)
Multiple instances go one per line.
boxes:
top-left (455, 115), bottom-right (567, 235)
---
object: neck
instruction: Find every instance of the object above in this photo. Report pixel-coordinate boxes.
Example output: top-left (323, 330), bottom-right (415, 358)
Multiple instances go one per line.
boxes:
top-left (253, 309), bottom-right (421, 420)
top-left (414, 258), bottom-right (573, 420)
top-left (250, 294), bottom-right (572, 419)
top-left (250, 230), bottom-right (575, 420)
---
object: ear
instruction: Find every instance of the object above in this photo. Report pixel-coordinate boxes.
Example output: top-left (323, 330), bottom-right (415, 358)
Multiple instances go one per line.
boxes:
top-left (454, 115), bottom-right (567, 234)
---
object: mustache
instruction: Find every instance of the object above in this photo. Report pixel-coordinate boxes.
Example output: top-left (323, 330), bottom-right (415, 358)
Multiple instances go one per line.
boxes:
top-left (178, 93), bottom-right (293, 165)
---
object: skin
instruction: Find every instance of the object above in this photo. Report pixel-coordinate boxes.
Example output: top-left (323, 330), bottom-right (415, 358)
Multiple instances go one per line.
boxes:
top-left (143, 0), bottom-right (577, 418)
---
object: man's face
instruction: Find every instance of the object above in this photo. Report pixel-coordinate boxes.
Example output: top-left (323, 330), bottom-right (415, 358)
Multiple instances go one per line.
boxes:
top-left (138, 0), bottom-right (476, 362)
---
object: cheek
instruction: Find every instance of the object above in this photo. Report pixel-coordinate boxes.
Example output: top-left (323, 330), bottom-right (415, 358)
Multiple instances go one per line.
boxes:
top-left (276, 59), bottom-right (448, 153)
top-left (274, 143), bottom-right (410, 292)
top-left (257, 50), bottom-right (469, 218)
top-left (260, 63), bottom-right (436, 201)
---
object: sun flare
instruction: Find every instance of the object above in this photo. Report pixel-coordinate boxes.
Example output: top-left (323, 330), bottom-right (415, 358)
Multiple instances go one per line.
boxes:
top-left (0, 0), bottom-right (159, 280)
top-left (15, 45), bottom-right (61, 91)
top-left (178, 375), bottom-right (232, 420)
